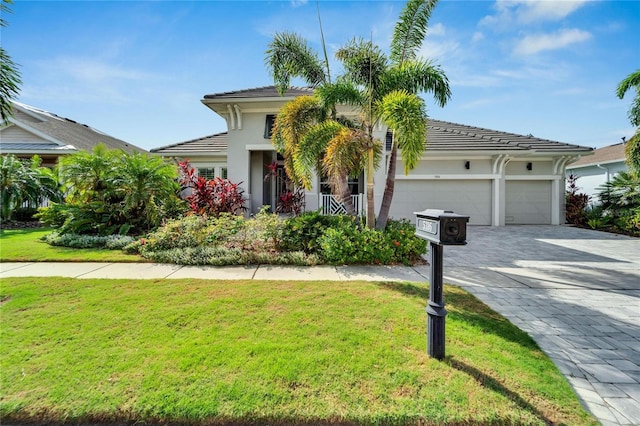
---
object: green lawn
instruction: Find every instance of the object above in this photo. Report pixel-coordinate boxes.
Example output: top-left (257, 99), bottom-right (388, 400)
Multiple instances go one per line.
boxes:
top-left (0, 228), bottom-right (142, 262)
top-left (1, 277), bottom-right (597, 425)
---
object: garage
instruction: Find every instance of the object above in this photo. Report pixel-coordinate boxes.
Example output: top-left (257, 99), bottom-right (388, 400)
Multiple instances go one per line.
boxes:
top-left (391, 180), bottom-right (492, 225)
top-left (505, 180), bottom-right (552, 224)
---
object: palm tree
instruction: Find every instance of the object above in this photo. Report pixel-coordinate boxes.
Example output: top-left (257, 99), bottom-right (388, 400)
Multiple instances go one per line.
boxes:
top-left (266, 32), bottom-right (362, 216)
top-left (333, 0), bottom-right (451, 229)
top-left (0, 154), bottom-right (61, 221)
top-left (0, 0), bottom-right (21, 121)
top-left (616, 69), bottom-right (640, 176)
top-left (58, 143), bottom-right (119, 204)
top-left (113, 152), bottom-right (180, 231)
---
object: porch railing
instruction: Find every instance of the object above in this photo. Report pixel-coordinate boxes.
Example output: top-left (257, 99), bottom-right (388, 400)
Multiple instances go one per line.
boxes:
top-left (320, 193), bottom-right (364, 216)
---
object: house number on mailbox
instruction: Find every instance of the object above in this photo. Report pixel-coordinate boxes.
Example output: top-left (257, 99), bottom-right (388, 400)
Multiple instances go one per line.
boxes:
top-left (417, 219), bottom-right (438, 235)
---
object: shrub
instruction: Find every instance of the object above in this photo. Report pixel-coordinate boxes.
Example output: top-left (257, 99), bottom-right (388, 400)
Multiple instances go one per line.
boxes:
top-left (278, 210), bottom-right (351, 253)
top-left (43, 232), bottom-right (135, 250)
top-left (140, 215), bottom-right (215, 252)
top-left (178, 160), bottom-right (246, 217)
top-left (318, 218), bottom-right (426, 265)
top-left (565, 174), bottom-right (590, 226)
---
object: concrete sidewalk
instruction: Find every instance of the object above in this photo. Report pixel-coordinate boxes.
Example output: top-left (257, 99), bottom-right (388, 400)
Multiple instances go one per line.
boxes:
top-left (0, 261), bottom-right (431, 282)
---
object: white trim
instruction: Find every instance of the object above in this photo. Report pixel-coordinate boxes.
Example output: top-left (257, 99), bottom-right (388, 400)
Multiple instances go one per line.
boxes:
top-left (226, 105), bottom-right (236, 130)
top-left (246, 144), bottom-right (276, 151)
top-left (233, 104), bottom-right (242, 130)
top-left (505, 175), bottom-right (561, 180)
top-left (396, 174), bottom-right (499, 180)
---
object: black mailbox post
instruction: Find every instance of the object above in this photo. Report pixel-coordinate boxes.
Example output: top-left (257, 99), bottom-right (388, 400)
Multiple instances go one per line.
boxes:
top-left (414, 209), bottom-right (469, 360)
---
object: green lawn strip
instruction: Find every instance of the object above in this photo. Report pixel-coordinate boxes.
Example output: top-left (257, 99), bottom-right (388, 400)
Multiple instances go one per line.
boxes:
top-left (0, 228), bottom-right (143, 262)
top-left (1, 278), bottom-right (596, 425)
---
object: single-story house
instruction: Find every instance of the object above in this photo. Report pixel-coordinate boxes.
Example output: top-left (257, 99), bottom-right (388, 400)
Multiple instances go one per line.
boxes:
top-left (151, 85), bottom-right (594, 226)
top-left (565, 142), bottom-right (628, 202)
top-left (0, 101), bottom-right (145, 167)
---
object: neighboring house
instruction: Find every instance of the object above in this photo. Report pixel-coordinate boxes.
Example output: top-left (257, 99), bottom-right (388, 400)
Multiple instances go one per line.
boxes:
top-left (152, 85), bottom-right (594, 226)
top-left (566, 142), bottom-right (628, 203)
top-left (0, 101), bottom-right (146, 167)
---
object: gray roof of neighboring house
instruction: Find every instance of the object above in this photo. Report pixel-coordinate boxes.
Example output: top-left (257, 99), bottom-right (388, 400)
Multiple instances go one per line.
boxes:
top-left (425, 119), bottom-right (592, 153)
top-left (151, 132), bottom-right (228, 155)
top-left (1, 101), bottom-right (146, 154)
top-left (203, 85), bottom-right (314, 100)
top-left (567, 142), bottom-right (626, 168)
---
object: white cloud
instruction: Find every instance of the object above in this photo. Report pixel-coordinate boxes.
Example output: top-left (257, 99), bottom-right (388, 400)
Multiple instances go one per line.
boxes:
top-left (472, 32), bottom-right (485, 43)
top-left (428, 22), bottom-right (446, 37)
top-left (514, 28), bottom-right (592, 55)
top-left (290, 0), bottom-right (308, 7)
top-left (481, 0), bottom-right (590, 28)
top-left (45, 57), bottom-right (153, 84)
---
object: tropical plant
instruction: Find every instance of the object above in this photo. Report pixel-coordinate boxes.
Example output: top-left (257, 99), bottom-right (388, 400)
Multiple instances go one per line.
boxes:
top-left (0, 0), bottom-right (21, 121)
top-left (0, 154), bottom-right (62, 222)
top-left (266, 32), bottom-right (362, 217)
top-left (113, 151), bottom-right (180, 231)
top-left (616, 69), bottom-right (640, 176)
top-left (40, 146), bottom-right (182, 235)
top-left (565, 174), bottom-right (590, 226)
top-left (178, 160), bottom-right (246, 217)
top-left (335, 0), bottom-right (451, 230)
top-left (595, 171), bottom-right (640, 235)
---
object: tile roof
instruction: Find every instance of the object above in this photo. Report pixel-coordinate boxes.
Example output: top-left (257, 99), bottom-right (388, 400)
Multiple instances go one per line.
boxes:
top-left (151, 120), bottom-right (592, 156)
top-left (151, 132), bottom-right (228, 155)
top-left (2, 101), bottom-right (146, 154)
top-left (203, 85), bottom-right (314, 100)
top-left (425, 119), bottom-right (592, 153)
top-left (567, 142), bottom-right (626, 167)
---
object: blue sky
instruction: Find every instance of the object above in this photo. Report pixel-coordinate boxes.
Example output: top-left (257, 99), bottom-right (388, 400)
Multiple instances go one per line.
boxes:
top-left (4, 0), bottom-right (639, 151)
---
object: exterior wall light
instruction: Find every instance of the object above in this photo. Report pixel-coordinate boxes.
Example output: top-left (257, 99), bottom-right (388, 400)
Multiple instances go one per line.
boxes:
top-left (527, 162), bottom-right (533, 171)
top-left (464, 161), bottom-right (470, 170)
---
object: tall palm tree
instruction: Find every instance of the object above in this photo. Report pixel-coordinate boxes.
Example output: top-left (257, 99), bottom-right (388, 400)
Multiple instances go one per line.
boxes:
top-left (1, 0), bottom-right (21, 121)
top-left (266, 32), bottom-right (362, 216)
top-left (334, 0), bottom-right (450, 229)
top-left (616, 69), bottom-right (640, 176)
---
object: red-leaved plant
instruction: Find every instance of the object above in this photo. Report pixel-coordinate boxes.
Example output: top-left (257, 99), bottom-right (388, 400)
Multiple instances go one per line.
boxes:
top-left (178, 160), bottom-right (246, 217)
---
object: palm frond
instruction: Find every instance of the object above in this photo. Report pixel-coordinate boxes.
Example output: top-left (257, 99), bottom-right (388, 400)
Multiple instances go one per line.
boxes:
top-left (295, 120), bottom-right (345, 189)
top-left (265, 32), bottom-right (328, 96)
top-left (390, 0), bottom-right (439, 65)
top-left (377, 90), bottom-right (427, 173)
top-left (382, 60), bottom-right (451, 107)
top-left (336, 38), bottom-right (388, 88)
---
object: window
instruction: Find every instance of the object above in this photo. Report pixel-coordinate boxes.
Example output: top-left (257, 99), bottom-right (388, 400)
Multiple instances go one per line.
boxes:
top-left (264, 114), bottom-right (276, 139)
top-left (197, 167), bottom-right (216, 179)
top-left (196, 165), bottom-right (227, 180)
top-left (385, 131), bottom-right (393, 151)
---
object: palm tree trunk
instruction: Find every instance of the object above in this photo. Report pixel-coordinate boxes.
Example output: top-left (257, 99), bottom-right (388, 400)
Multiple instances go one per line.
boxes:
top-left (376, 143), bottom-right (398, 230)
top-left (366, 147), bottom-right (375, 228)
top-left (334, 174), bottom-right (356, 216)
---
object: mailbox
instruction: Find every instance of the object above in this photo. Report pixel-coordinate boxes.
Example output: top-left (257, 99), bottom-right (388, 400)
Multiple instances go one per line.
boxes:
top-left (414, 209), bottom-right (469, 245)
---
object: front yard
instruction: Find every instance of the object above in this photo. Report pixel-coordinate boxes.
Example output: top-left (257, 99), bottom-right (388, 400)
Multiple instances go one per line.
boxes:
top-left (1, 277), bottom-right (597, 425)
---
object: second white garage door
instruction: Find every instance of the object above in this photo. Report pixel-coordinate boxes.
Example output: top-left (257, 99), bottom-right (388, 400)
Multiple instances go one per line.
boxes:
top-left (390, 180), bottom-right (492, 225)
top-left (505, 180), bottom-right (552, 224)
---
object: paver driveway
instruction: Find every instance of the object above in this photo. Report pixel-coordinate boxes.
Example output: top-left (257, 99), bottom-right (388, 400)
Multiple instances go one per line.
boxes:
top-left (442, 225), bottom-right (640, 426)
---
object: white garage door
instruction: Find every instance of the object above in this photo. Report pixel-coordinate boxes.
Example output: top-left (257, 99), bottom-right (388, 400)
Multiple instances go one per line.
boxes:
top-left (391, 180), bottom-right (492, 225)
top-left (505, 181), bottom-right (551, 224)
